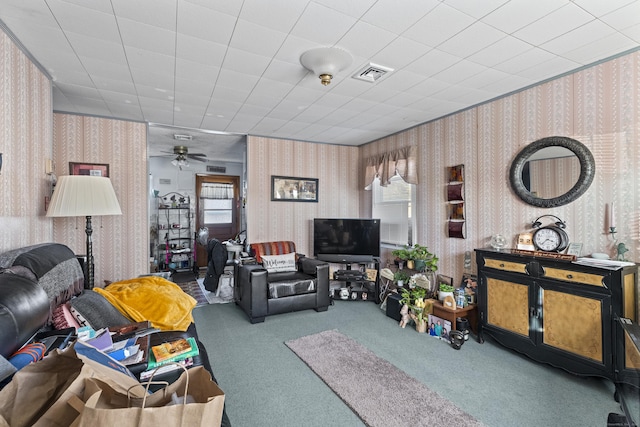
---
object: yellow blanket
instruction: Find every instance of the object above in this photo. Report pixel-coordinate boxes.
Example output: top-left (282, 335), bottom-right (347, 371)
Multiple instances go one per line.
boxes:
top-left (95, 276), bottom-right (196, 331)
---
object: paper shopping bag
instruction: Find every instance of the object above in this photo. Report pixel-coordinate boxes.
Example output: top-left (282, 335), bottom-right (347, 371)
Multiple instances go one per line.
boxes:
top-left (0, 342), bottom-right (144, 427)
top-left (76, 366), bottom-right (225, 427)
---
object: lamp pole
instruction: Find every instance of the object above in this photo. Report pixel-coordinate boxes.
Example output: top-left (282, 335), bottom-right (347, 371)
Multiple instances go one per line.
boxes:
top-left (85, 215), bottom-right (95, 289)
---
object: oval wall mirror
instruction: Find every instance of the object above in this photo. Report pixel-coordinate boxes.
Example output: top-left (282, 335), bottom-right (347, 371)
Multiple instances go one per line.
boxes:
top-left (509, 136), bottom-right (595, 208)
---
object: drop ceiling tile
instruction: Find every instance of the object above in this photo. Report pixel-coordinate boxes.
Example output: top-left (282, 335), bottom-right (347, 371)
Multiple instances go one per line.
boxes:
top-left (239, 0), bottom-right (308, 32)
top-left (467, 35), bottom-right (533, 67)
top-left (357, 85), bottom-right (400, 103)
top-left (0, 2), bottom-right (60, 28)
top-left (211, 85), bottom-right (252, 104)
top-left (175, 59), bottom-right (220, 85)
top-left (371, 37), bottom-right (431, 70)
top-left (449, 87), bottom-right (495, 105)
top-left (105, 102), bottom-right (145, 120)
top-left (431, 59), bottom-right (488, 84)
top-left (236, 103), bottom-right (274, 119)
top-left (410, 78), bottom-right (453, 97)
top-left (141, 106), bottom-right (174, 124)
top-left (216, 69), bottom-right (260, 95)
top-left (290, 2), bottom-right (357, 45)
top-left (177, 2), bottom-right (236, 45)
top-left (245, 117), bottom-right (288, 134)
top-left (336, 21), bottom-right (397, 59)
top-left (541, 20), bottom-right (617, 57)
top-left (461, 67), bottom-right (513, 89)
top-left (65, 31), bottom-right (127, 63)
top-left (600, 1), bottom-right (640, 29)
top-left (262, 59), bottom-right (309, 83)
top-left (313, 0), bottom-right (373, 18)
top-left (572, 0), bottom-right (637, 17)
top-left (518, 55), bottom-right (580, 81)
top-left (621, 23), bottom-right (640, 43)
top-left (561, 32), bottom-right (639, 64)
top-left (268, 101), bottom-right (306, 121)
top-left (444, 0), bottom-right (509, 18)
top-left (483, 73), bottom-right (534, 93)
top-left (175, 77), bottom-right (215, 97)
top-left (384, 91), bottom-right (426, 108)
top-left (184, 0), bottom-right (242, 16)
top-left (76, 57), bottom-right (131, 81)
top-left (248, 79), bottom-right (296, 103)
top-left (378, 70), bottom-right (428, 92)
top-left (330, 77), bottom-right (374, 98)
top-left (129, 68), bottom-right (174, 91)
top-left (295, 104), bottom-right (338, 122)
top-left (272, 35), bottom-right (319, 65)
top-left (513, 3), bottom-right (594, 46)
top-left (493, 47), bottom-right (556, 74)
top-left (134, 84), bottom-right (174, 101)
top-left (118, 18), bottom-right (176, 56)
top-left (200, 116), bottom-right (233, 131)
top-left (99, 89), bottom-right (138, 104)
top-left (403, 3), bottom-right (475, 48)
top-left (483, 0), bottom-right (568, 34)
top-left (125, 47), bottom-right (175, 76)
top-left (53, 82), bottom-right (102, 99)
top-left (362, 0), bottom-right (440, 34)
top-left (112, 0), bottom-right (177, 30)
top-left (47, 0), bottom-right (121, 42)
top-left (173, 93), bottom-right (212, 110)
top-left (438, 21), bottom-right (507, 58)
top-left (312, 93), bottom-right (352, 109)
top-left (223, 48), bottom-right (272, 78)
top-left (405, 48), bottom-right (462, 78)
top-left (229, 19), bottom-right (288, 58)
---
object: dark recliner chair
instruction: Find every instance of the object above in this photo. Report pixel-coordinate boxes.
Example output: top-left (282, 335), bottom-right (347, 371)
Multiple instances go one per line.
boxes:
top-left (235, 241), bottom-right (330, 323)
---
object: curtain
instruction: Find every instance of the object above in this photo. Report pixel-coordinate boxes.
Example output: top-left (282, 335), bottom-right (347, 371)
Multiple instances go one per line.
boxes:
top-left (364, 145), bottom-right (417, 188)
top-left (200, 183), bottom-right (234, 199)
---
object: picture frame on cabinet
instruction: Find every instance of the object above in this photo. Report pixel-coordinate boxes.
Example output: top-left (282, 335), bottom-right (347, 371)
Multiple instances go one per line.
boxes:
top-left (566, 242), bottom-right (583, 257)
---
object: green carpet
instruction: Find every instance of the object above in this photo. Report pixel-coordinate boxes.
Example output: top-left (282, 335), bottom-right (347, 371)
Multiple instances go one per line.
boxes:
top-left (193, 301), bottom-right (622, 427)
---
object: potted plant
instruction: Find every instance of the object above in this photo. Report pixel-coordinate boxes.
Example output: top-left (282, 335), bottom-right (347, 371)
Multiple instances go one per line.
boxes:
top-left (391, 247), bottom-right (411, 269)
top-left (410, 243), bottom-right (438, 273)
top-left (407, 287), bottom-right (428, 332)
top-left (438, 282), bottom-right (455, 302)
top-left (394, 270), bottom-right (410, 287)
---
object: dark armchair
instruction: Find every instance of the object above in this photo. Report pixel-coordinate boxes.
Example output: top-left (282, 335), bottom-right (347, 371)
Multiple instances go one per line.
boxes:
top-left (235, 241), bottom-right (330, 323)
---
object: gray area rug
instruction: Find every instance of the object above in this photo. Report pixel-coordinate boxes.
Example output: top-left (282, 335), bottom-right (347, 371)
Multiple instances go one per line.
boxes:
top-left (285, 330), bottom-right (485, 427)
top-left (197, 275), bottom-right (234, 304)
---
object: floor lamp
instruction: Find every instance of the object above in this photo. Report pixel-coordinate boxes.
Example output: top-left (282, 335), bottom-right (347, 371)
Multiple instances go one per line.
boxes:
top-left (46, 175), bottom-right (122, 289)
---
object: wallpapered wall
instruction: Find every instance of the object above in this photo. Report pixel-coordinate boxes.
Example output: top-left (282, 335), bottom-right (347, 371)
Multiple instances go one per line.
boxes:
top-left (246, 136), bottom-right (359, 255)
top-left (0, 29), bottom-right (54, 250)
top-left (246, 52), bottom-right (639, 283)
top-left (361, 50), bottom-right (639, 282)
top-left (53, 113), bottom-right (148, 285)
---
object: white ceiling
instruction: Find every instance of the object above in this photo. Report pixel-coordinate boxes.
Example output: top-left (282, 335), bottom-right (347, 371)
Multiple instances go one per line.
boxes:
top-left (1, 0), bottom-right (639, 159)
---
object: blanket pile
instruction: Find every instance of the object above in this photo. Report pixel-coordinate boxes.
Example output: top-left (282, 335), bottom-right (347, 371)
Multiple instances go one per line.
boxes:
top-left (95, 276), bottom-right (196, 331)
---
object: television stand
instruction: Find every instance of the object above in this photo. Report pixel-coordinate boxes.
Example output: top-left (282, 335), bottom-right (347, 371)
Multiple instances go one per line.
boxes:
top-left (329, 258), bottom-right (380, 303)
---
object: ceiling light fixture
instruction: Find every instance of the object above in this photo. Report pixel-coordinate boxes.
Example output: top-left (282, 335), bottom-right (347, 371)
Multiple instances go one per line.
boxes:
top-left (300, 47), bottom-right (352, 86)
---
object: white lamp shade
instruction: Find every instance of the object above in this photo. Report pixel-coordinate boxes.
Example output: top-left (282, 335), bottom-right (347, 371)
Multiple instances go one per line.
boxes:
top-left (300, 47), bottom-right (352, 78)
top-left (46, 175), bottom-right (122, 217)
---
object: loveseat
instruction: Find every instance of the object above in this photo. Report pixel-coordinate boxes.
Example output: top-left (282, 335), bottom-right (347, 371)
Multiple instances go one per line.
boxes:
top-left (235, 241), bottom-right (330, 323)
top-left (0, 243), bottom-right (230, 426)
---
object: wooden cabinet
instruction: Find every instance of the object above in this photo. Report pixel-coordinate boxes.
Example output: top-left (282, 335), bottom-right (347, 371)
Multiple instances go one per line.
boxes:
top-left (476, 249), bottom-right (638, 383)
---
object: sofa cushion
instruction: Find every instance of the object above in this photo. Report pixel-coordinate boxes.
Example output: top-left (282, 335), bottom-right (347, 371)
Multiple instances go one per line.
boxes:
top-left (261, 252), bottom-right (297, 273)
top-left (268, 280), bottom-right (316, 299)
top-left (69, 291), bottom-right (131, 330)
top-left (250, 241), bottom-right (296, 263)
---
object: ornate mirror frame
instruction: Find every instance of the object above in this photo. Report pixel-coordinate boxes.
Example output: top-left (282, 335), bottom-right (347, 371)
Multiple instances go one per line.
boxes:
top-left (509, 136), bottom-right (595, 208)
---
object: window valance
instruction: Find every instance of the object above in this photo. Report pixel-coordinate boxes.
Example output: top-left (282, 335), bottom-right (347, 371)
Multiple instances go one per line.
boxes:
top-left (364, 145), bottom-right (417, 188)
top-left (200, 183), bottom-right (234, 199)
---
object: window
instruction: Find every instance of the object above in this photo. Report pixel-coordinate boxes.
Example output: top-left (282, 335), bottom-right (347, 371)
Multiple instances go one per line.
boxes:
top-left (371, 174), bottom-right (415, 246)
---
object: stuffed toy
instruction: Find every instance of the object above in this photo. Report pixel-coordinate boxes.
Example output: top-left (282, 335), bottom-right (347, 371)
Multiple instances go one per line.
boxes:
top-left (399, 304), bottom-right (411, 328)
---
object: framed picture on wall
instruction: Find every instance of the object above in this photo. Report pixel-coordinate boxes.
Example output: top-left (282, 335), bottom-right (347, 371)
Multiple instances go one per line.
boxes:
top-left (69, 162), bottom-right (109, 177)
top-left (271, 175), bottom-right (318, 202)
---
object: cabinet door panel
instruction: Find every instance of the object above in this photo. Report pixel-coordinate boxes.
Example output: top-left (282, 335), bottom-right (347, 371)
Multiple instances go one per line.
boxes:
top-left (542, 289), bottom-right (603, 362)
top-left (487, 277), bottom-right (530, 336)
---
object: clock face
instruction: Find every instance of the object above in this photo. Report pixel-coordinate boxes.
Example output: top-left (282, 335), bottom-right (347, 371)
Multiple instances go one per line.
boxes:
top-left (533, 227), bottom-right (567, 252)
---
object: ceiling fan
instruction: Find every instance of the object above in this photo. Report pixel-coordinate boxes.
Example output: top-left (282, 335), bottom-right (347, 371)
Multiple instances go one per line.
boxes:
top-left (162, 145), bottom-right (207, 170)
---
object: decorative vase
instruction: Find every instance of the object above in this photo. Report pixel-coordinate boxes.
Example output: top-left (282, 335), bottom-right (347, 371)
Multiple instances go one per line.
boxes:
top-left (415, 319), bottom-right (427, 333)
top-left (414, 259), bottom-right (426, 271)
top-left (406, 259), bottom-right (415, 270)
top-left (439, 291), bottom-right (454, 302)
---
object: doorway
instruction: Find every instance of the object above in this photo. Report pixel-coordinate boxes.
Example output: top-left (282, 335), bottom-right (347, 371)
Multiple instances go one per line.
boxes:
top-left (195, 174), bottom-right (241, 268)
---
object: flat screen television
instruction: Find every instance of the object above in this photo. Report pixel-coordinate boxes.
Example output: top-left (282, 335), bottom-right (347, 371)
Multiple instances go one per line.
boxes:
top-left (313, 218), bottom-right (380, 263)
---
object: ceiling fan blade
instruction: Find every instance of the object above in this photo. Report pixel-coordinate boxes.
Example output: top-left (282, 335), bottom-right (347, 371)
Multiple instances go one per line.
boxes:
top-left (189, 153), bottom-right (207, 157)
top-left (187, 154), bottom-right (207, 162)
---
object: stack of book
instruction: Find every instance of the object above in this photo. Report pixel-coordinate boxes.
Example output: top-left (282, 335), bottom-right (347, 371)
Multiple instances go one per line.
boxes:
top-left (140, 337), bottom-right (199, 380)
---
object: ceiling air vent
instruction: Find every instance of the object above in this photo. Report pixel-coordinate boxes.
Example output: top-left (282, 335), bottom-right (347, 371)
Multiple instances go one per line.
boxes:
top-left (173, 134), bottom-right (193, 141)
top-left (207, 165), bottom-right (226, 173)
top-left (352, 63), bottom-right (394, 83)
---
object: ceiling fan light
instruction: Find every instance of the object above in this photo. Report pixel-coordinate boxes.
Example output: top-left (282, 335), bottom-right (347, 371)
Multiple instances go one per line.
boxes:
top-left (171, 159), bottom-right (178, 166)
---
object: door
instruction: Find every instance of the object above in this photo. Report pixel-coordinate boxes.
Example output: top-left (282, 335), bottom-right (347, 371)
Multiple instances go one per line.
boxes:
top-left (195, 175), bottom-right (241, 268)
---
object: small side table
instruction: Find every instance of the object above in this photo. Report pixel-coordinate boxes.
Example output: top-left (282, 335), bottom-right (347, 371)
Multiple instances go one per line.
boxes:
top-left (431, 300), bottom-right (478, 339)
